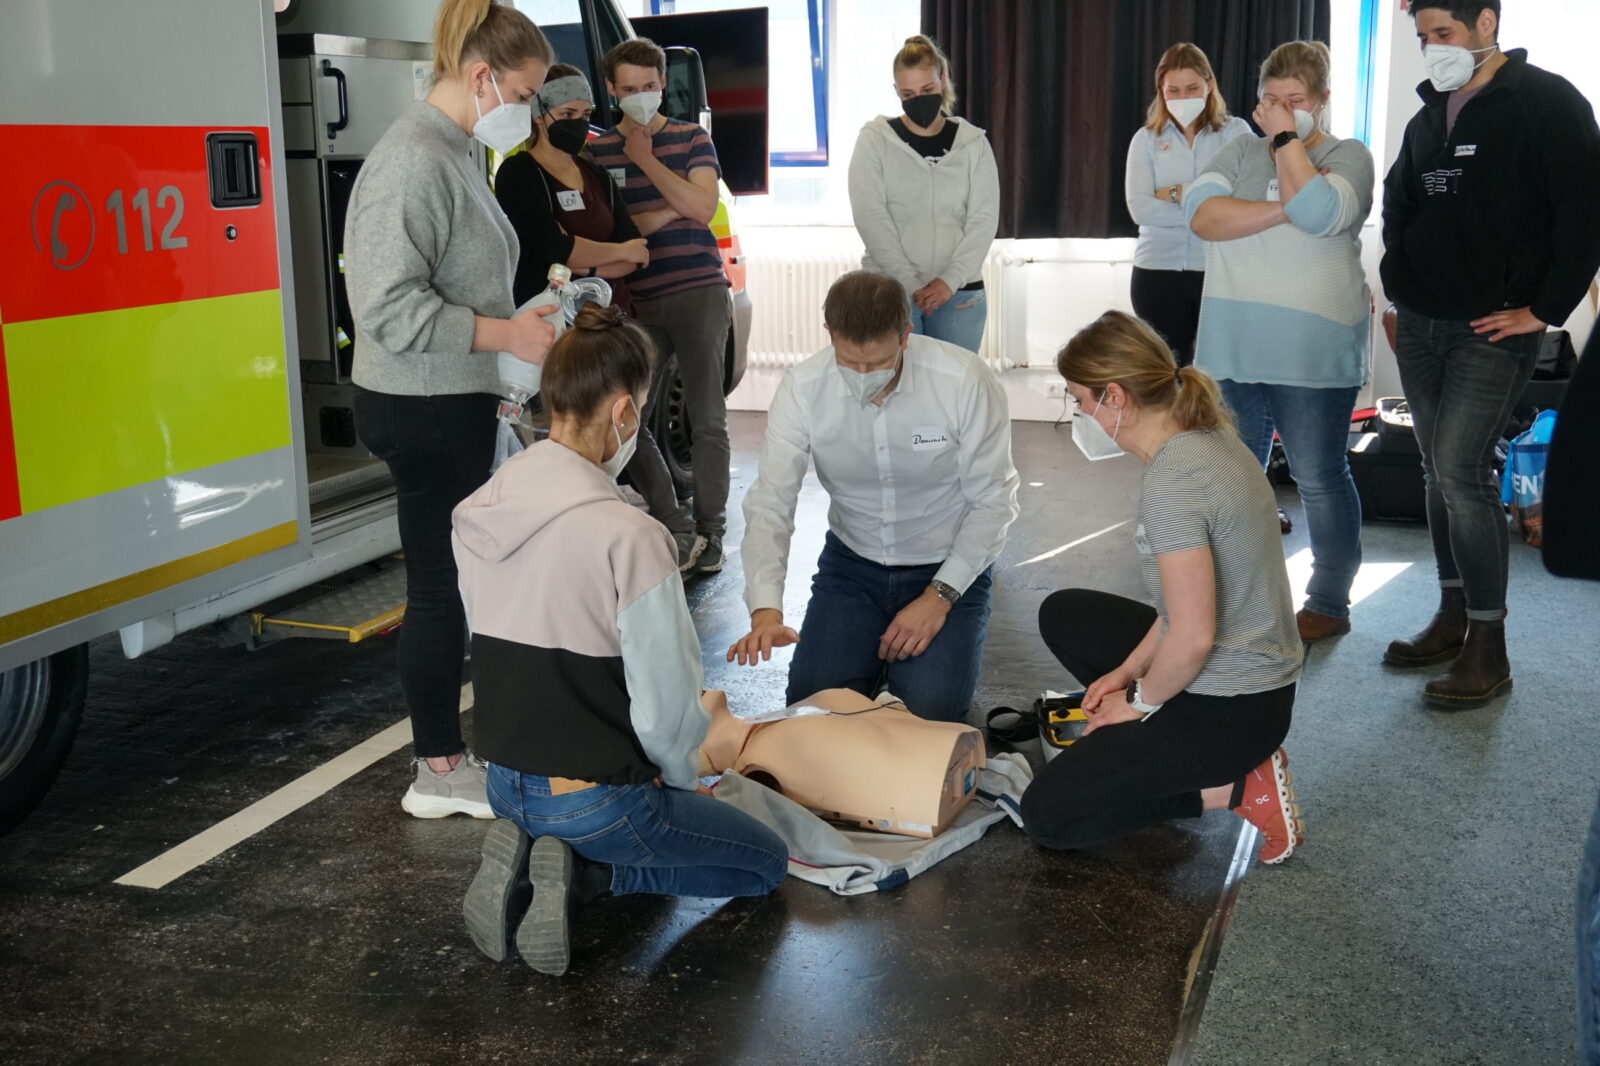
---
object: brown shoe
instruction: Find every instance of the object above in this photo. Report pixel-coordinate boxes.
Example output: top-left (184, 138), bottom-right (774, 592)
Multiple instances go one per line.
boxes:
top-left (1424, 620), bottom-right (1512, 709)
top-left (1297, 608), bottom-right (1351, 642)
top-left (1384, 586), bottom-right (1467, 667)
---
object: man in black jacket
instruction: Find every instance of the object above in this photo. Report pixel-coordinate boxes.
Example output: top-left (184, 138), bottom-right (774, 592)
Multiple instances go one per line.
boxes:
top-left (1380, 0), bottom-right (1600, 709)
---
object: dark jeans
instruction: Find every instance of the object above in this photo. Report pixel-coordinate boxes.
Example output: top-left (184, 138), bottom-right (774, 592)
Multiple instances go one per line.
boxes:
top-left (1020, 589), bottom-right (1294, 851)
top-left (1394, 308), bottom-right (1544, 619)
top-left (1130, 266), bottom-right (1206, 368)
top-left (627, 284), bottom-right (733, 538)
top-left (1220, 380), bottom-right (1363, 618)
top-left (786, 533), bottom-right (993, 723)
top-left (486, 764), bottom-right (787, 898)
top-left (353, 388), bottom-right (496, 758)
top-left (1579, 789), bottom-right (1600, 1064)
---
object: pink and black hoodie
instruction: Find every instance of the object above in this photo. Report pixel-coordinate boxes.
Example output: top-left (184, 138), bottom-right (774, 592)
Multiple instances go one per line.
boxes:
top-left (451, 439), bottom-right (709, 790)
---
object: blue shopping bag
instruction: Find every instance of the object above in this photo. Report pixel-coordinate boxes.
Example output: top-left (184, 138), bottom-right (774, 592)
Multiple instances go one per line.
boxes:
top-left (1500, 408), bottom-right (1558, 548)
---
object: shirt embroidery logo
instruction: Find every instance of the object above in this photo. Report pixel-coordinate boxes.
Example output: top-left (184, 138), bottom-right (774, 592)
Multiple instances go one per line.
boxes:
top-left (1158, 141), bottom-right (1172, 152)
top-left (1422, 167), bottom-right (1463, 196)
top-left (911, 427), bottom-right (950, 452)
top-left (1455, 144), bottom-right (1477, 157)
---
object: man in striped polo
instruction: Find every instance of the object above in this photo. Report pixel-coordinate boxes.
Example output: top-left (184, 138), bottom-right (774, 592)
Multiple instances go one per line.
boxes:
top-left (588, 38), bottom-right (731, 576)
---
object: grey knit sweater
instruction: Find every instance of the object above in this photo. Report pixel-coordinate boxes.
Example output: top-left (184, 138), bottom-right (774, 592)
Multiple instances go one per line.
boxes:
top-left (345, 102), bottom-right (518, 396)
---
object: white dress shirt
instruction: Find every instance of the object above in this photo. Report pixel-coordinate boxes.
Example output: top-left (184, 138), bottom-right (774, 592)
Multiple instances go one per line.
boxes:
top-left (1125, 116), bottom-right (1252, 271)
top-left (742, 335), bottom-right (1020, 615)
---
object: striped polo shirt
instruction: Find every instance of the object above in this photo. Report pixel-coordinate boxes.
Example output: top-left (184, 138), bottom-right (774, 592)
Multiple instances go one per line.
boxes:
top-left (1135, 428), bottom-right (1302, 696)
top-left (586, 117), bottom-right (728, 301)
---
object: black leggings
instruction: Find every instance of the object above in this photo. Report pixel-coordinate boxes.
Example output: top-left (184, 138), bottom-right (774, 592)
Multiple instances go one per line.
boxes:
top-left (354, 389), bottom-right (497, 758)
top-left (1020, 589), bottom-right (1294, 851)
top-left (1129, 267), bottom-right (1206, 368)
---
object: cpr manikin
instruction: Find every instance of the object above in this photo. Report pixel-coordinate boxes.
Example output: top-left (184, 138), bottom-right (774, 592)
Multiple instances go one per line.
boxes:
top-left (697, 689), bottom-right (985, 839)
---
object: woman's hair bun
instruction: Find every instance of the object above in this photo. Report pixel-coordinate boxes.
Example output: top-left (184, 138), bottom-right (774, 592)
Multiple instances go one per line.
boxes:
top-left (571, 302), bottom-right (626, 331)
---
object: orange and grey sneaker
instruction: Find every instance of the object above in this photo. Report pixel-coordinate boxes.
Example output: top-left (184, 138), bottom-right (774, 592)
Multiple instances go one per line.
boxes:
top-left (1232, 748), bottom-right (1305, 864)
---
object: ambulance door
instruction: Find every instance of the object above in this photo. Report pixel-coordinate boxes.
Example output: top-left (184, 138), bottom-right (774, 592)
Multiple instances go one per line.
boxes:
top-left (0, 0), bottom-right (310, 674)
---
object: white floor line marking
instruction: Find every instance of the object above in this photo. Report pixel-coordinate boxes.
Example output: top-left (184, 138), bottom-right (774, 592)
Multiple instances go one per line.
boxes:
top-left (1284, 548), bottom-right (1412, 608)
top-left (1014, 520), bottom-right (1131, 568)
top-left (114, 684), bottom-right (474, 891)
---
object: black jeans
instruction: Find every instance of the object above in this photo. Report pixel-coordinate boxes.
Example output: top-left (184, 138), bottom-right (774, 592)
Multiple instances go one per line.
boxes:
top-left (354, 388), bottom-right (497, 758)
top-left (1130, 267), bottom-right (1207, 368)
top-left (1393, 308), bottom-right (1544, 619)
top-left (1020, 589), bottom-right (1294, 851)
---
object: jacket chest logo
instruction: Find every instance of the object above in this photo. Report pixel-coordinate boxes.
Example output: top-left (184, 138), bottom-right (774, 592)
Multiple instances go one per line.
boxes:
top-left (1455, 144), bottom-right (1477, 157)
top-left (1422, 167), bottom-right (1462, 196)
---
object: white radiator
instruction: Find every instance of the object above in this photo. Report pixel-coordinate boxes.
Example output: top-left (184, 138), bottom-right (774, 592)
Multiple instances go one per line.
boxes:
top-left (741, 227), bottom-right (1014, 371)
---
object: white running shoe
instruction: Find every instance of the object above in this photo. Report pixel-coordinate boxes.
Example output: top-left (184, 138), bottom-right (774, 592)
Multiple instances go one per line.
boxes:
top-left (401, 752), bottom-right (495, 819)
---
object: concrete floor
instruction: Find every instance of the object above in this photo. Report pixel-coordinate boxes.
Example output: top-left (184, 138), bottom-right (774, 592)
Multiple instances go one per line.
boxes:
top-left (2, 413), bottom-right (1593, 1065)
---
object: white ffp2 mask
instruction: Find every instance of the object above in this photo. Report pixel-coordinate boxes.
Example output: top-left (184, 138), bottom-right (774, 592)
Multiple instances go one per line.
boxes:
top-left (619, 91), bottom-right (662, 126)
top-left (1423, 43), bottom-right (1497, 93)
top-left (472, 70), bottom-right (532, 154)
top-left (1167, 97), bottom-right (1205, 129)
top-left (1072, 395), bottom-right (1126, 462)
top-left (600, 398), bottom-right (639, 480)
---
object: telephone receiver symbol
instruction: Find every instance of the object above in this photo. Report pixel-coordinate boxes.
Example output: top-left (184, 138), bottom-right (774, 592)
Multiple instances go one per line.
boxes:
top-left (50, 191), bottom-right (77, 265)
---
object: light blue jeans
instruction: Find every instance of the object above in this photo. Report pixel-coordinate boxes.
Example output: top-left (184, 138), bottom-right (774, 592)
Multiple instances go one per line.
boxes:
top-left (1220, 380), bottom-right (1363, 619)
top-left (911, 286), bottom-right (987, 354)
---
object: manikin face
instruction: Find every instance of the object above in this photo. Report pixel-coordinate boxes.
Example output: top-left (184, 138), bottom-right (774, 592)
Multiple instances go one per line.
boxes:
top-left (1414, 6), bottom-right (1497, 52)
top-left (831, 326), bottom-right (911, 375)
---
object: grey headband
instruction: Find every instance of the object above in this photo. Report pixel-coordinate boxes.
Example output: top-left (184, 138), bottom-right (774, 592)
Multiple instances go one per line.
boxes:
top-left (536, 74), bottom-right (593, 113)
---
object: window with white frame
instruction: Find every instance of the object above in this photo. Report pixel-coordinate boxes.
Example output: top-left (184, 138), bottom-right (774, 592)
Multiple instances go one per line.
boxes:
top-left (1330, 0), bottom-right (1380, 143)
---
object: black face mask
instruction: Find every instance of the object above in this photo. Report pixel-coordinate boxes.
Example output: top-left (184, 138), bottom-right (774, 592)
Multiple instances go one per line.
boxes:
top-left (901, 92), bottom-right (943, 128)
top-left (546, 117), bottom-right (591, 155)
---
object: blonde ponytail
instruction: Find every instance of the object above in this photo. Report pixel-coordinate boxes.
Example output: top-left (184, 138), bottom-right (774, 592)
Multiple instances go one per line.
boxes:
top-left (1056, 312), bottom-right (1231, 433)
top-left (894, 34), bottom-right (957, 115)
top-left (432, 0), bottom-right (553, 82)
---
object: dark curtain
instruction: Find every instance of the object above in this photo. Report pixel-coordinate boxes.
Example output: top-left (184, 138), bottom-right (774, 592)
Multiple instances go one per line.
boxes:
top-left (922, 0), bottom-right (1331, 239)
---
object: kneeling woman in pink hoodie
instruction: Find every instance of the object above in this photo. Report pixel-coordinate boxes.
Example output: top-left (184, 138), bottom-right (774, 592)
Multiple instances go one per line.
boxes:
top-left (453, 305), bottom-right (786, 976)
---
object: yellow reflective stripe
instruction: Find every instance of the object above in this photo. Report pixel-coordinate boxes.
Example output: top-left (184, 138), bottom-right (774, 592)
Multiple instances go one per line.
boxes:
top-left (710, 199), bottom-right (731, 240)
top-left (0, 521), bottom-right (297, 644)
top-left (4, 291), bottom-right (290, 514)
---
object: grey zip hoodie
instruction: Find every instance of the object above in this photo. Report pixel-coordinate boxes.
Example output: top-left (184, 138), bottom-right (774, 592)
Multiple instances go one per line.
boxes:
top-left (847, 115), bottom-right (1001, 298)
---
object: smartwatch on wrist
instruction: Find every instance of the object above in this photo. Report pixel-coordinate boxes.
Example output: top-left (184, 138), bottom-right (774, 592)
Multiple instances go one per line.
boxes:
top-left (929, 580), bottom-right (961, 605)
top-left (1271, 129), bottom-right (1299, 151)
top-left (1127, 679), bottom-right (1164, 719)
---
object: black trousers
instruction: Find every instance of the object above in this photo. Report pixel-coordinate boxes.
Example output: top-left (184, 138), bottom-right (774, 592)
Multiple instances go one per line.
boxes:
top-left (354, 388), bottom-right (497, 758)
top-left (1129, 266), bottom-right (1207, 368)
top-left (1020, 589), bottom-right (1294, 851)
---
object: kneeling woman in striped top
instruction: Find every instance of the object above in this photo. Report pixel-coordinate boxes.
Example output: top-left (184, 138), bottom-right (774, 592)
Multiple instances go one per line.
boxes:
top-left (454, 306), bottom-right (786, 975)
top-left (1020, 312), bottom-right (1306, 864)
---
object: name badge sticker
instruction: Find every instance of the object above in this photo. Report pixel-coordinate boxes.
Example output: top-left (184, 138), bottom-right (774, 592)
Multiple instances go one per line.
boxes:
top-left (557, 189), bottom-right (585, 211)
top-left (1266, 178), bottom-right (1281, 203)
top-left (911, 426), bottom-right (951, 452)
top-left (1455, 144), bottom-right (1477, 157)
top-left (608, 167), bottom-right (628, 185)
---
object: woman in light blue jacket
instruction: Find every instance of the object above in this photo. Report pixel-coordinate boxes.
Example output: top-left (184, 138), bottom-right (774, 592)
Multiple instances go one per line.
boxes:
top-left (1125, 43), bottom-right (1251, 367)
top-left (848, 35), bottom-right (1000, 354)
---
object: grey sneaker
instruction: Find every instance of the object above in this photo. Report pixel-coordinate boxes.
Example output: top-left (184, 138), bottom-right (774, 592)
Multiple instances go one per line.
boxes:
top-left (517, 835), bottom-right (576, 975)
top-left (463, 819), bottom-right (533, 961)
top-left (688, 535), bottom-right (723, 575)
top-left (673, 531), bottom-right (706, 574)
top-left (401, 752), bottom-right (494, 819)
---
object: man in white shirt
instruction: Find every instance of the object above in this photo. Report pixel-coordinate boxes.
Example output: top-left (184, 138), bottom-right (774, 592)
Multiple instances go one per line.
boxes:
top-left (727, 271), bottom-right (1020, 721)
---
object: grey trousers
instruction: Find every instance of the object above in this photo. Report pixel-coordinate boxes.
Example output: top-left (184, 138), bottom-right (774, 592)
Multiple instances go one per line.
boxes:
top-left (626, 282), bottom-right (732, 538)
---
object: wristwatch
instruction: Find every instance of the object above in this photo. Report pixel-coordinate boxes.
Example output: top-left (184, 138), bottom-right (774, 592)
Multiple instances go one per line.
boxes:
top-left (1126, 679), bottom-right (1164, 719)
top-left (1271, 129), bottom-right (1299, 151)
top-left (1167, 184), bottom-right (1181, 204)
top-left (929, 580), bottom-right (961, 605)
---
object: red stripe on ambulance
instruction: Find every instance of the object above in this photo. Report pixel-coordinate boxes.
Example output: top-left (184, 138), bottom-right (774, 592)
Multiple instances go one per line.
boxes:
top-left (0, 125), bottom-right (280, 324)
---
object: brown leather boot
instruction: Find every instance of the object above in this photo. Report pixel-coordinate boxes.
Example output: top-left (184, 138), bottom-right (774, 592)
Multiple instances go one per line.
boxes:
top-left (1384, 586), bottom-right (1467, 667)
top-left (1297, 608), bottom-right (1351, 642)
top-left (1424, 620), bottom-right (1512, 709)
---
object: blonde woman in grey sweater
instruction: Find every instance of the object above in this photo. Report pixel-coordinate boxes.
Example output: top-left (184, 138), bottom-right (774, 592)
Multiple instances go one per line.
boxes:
top-left (848, 35), bottom-right (1000, 354)
top-left (344, 0), bottom-right (560, 818)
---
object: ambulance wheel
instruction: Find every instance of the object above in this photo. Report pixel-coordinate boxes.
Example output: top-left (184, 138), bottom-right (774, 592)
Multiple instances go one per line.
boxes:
top-left (649, 353), bottom-right (696, 503)
top-left (0, 645), bottom-right (88, 837)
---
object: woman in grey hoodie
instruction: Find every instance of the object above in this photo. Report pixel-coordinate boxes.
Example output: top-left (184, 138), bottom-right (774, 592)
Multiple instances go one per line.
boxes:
top-left (848, 35), bottom-right (1000, 355)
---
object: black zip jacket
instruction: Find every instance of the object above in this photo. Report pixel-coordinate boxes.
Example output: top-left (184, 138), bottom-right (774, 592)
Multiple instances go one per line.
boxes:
top-left (1381, 50), bottom-right (1600, 326)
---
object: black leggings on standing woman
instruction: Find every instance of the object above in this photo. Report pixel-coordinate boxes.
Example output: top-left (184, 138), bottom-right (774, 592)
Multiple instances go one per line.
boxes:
top-left (354, 389), bottom-right (497, 759)
top-left (1020, 589), bottom-right (1294, 851)
top-left (1129, 267), bottom-right (1206, 368)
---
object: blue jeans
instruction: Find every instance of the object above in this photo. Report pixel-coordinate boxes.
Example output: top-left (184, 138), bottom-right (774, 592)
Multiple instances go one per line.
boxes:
top-left (786, 533), bottom-right (993, 722)
top-left (1393, 309), bottom-right (1543, 620)
top-left (1220, 380), bottom-right (1363, 619)
top-left (1579, 789), bottom-right (1600, 1064)
top-left (486, 764), bottom-right (787, 898)
top-left (910, 287), bottom-right (987, 353)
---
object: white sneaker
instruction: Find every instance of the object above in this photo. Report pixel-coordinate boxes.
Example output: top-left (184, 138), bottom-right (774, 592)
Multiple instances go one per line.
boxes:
top-left (401, 752), bottom-right (495, 819)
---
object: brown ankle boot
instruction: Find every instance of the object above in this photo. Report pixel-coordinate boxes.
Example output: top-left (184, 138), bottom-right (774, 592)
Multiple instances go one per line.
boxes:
top-left (1424, 620), bottom-right (1512, 709)
top-left (1384, 587), bottom-right (1467, 667)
